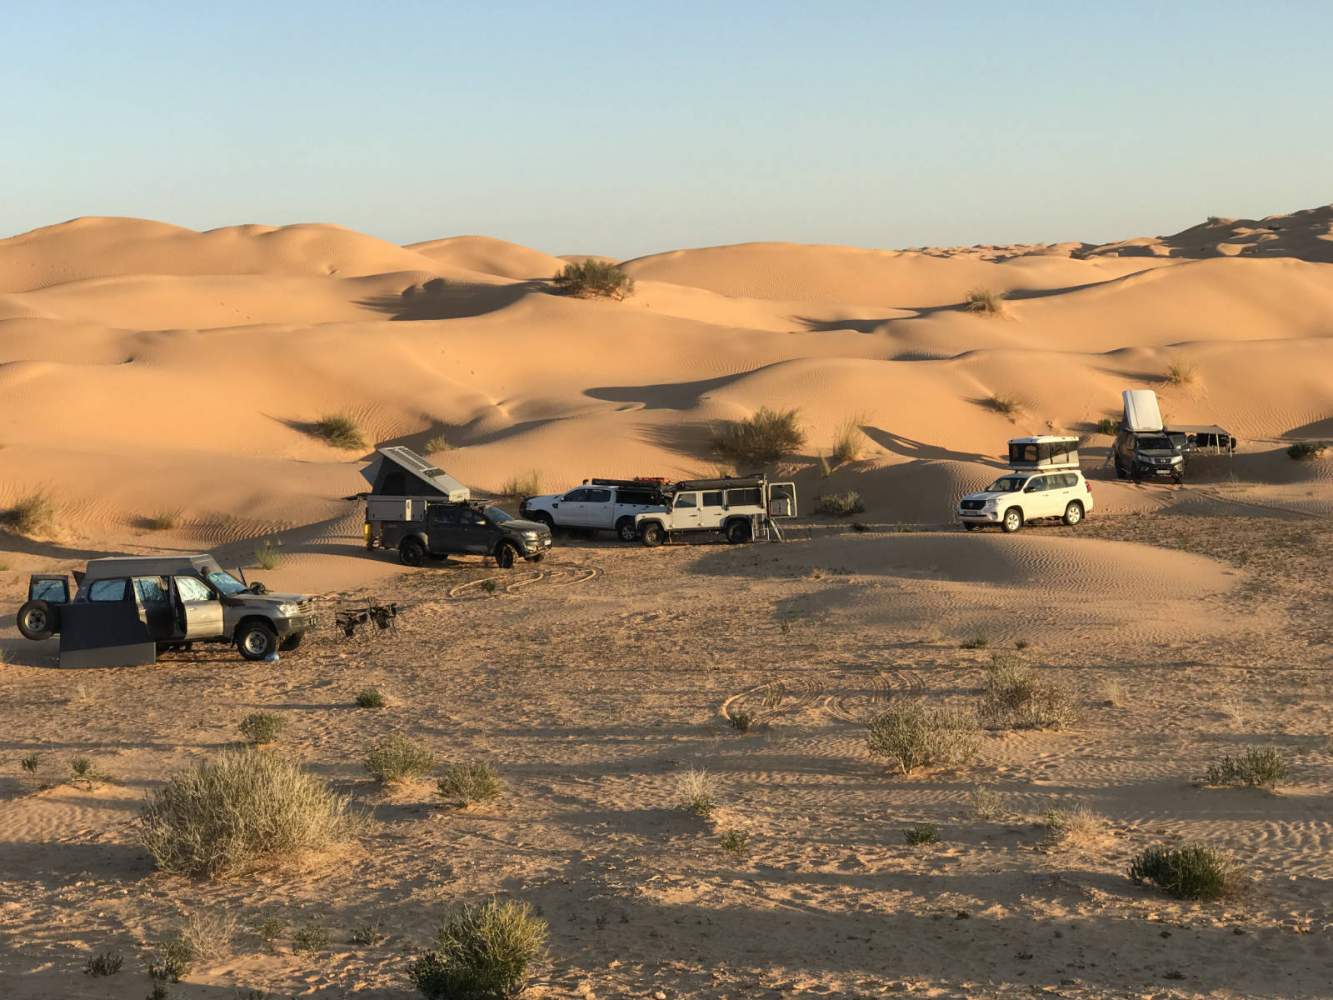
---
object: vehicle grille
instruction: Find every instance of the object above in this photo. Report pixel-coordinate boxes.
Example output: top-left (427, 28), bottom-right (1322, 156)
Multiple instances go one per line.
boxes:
top-left (960, 499), bottom-right (985, 511)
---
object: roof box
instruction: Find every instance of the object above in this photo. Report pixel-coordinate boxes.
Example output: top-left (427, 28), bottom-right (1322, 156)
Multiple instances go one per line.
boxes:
top-left (361, 446), bottom-right (470, 501)
top-left (1122, 389), bottom-right (1163, 433)
top-left (1007, 435), bottom-right (1080, 470)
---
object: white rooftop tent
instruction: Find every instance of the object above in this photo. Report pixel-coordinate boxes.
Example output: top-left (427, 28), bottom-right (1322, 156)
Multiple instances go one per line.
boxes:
top-left (1122, 390), bottom-right (1164, 433)
top-left (1007, 435), bottom-right (1080, 470)
top-left (360, 446), bottom-right (470, 501)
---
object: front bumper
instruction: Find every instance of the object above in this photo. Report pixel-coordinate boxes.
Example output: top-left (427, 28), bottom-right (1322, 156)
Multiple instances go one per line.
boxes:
top-left (1136, 464), bottom-right (1181, 478)
top-left (519, 535), bottom-right (554, 554)
top-left (958, 508), bottom-right (1000, 522)
top-left (276, 613), bottom-right (319, 636)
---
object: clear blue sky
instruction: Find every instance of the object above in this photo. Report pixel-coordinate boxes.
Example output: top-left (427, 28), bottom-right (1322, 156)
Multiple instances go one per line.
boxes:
top-left (5, 1), bottom-right (1330, 258)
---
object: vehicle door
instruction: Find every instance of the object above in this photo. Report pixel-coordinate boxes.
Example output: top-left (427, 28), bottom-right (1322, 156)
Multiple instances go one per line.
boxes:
top-left (459, 507), bottom-right (498, 553)
top-left (58, 577), bottom-right (157, 668)
top-left (698, 491), bottom-right (726, 529)
top-left (581, 488), bottom-right (614, 529)
top-left (426, 504), bottom-right (464, 555)
top-left (133, 576), bottom-right (178, 641)
top-left (1022, 475), bottom-right (1053, 518)
top-left (556, 488), bottom-right (592, 527)
top-left (28, 574), bottom-right (71, 606)
top-left (768, 482), bottom-right (797, 518)
top-left (173, 574), bottom-right (224, 640)
top-left (670, 491), bottom-right (703, 531)
top-left (1046, 473), bottom-right (1076, 516)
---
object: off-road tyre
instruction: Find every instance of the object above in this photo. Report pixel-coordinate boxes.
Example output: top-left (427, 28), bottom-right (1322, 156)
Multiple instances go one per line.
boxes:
top-left (279, 631), bottom-right (305, 652)
top-left (1001, 507), bottom-right (1024, 534)
top-left (616, 517), bottom-right (639, 543)
top-left (17, 600), bottom-right (57, 641)
top-left (399, 538), bottom-right (426, 567)
top-left (236, 620), bottom-right (279, 661)
top-left (1062, 501), bottom-right (1084, 526)
top-left (725, 519), bottom-right (752, 545)
top-left (495, 542), bottom-right (519, 569)
top-left (641, 522), bottom-right (666, 547)
top-left (532, 512), bottom-right (556, 532)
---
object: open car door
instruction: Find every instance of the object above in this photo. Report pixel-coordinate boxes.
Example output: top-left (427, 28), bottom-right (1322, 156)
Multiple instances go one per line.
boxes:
top-left (57, 577), bottom-right (157, 668)
top-left (173, 575), bottom-right (224, 640)
top-left (768, 483), bottom-right (797, 518)
top-left (16, 574), bottom-right (71, 640)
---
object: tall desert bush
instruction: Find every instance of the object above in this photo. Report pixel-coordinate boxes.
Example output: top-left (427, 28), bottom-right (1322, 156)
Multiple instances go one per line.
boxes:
top-left (712, 407), bottom-right (805, 466)
top-left (408, 898), bottom-right (548, 1000)
top-left (551, 259), bottom-right (634, 300)
top-left (866, 702), bottom-right (979, 776)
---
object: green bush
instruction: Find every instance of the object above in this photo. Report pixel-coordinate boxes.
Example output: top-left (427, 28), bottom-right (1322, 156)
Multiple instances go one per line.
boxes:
top-left (408, 898), bottom-right (548, 1000)
top-left (1203, 747), bottom-right (1289, 789)
top-left (83, 951), bottom-right (124, 976)
top-left (815, 491), bottom-right (865, 516)
top-left (365, 735), bottom-right (436, 784)
top-left (312, 413), bottom-right (366, 450)
top-left (147, 937), bottom-right (194, 983)
top-left (238, 712), bottom-right (286, 746)
top-left (866, 703), bottom-right (980, 776)
top-left (719, 830), bottom-right (750, 857)
top-left (292, 921), bottom-right (331, 954)
top-left (1286, 441), bottom-right (1327, 461)
top-left (965, 288), bottom-right (1005, 315)
top-left (355, 687), bottom-right (387, 708)
top-left (137, 749), bottom-right (352, 878)
top-left (1129, 843), bottom-right (1238, 900)
top-left (903, 823), bottom-right (938, 845)
top-left (550, 259), bottom-right (635, 300)
top-left (436, 762), bottom-right (504, 806)
top-left (727, 710), bottom-right (754, 733)
top-left (1096, 418), bottom-right (1118, 436)
top-left (712, 407), bottom-right (805, 466)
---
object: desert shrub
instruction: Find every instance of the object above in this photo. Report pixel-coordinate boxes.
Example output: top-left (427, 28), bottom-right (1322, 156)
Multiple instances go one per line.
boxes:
top-left (1042, 805), bottom-right (1108, 847)
top-left (1203, 747), bottom-right (1289, 789)
top-left (965, 288), bottom-right (1005, 315)
top-left (423, 434), bottom-right (450, 454)
top-left (292, 921), bottom-right (330, 954)
top-left (960, 635), bottom-right (988, 650)
top-left (817, 453), bottom-right (832, 477)
top-left (84, 951), bottom-right (124, 976)
top-left (69, 755), bottom-right (101, 783)
top-left (351, 920), bottom-right (385, 946)
top-left (903, 823), bottom-right (938, 845)
top-left (254, 538), bottom-right (282, 570)
top-left (147, 937), bottom-right (194, 983)
top-left (727, 710), bottom-right (754, 733)
top-left (147, 983), bottom-right (170, 1000)
top-left (144, 510), bottom-right (181, 531)
top-left (866, 703), bottom-right (980, 776)
top-left (815, 491), bottom-right (865, 517)
top-left (137, 749), bottom-right (352, 878)
top-left (2, 491), bottom-right (56, 536)
top-left (365, 735), bottom-right (436, 784)
top-left (238, 712), bottom-right (286, 746)
top-left (408, 898), bottom-right (548, 1000)
top-left (1096, 417), bottom-right (1118, 436)
top-left (969, 786), bottom-right (1004, 820)
top-left (550, 259), bottom-right (634, 301)
top-left (830, 414), bottom-right (866, 464)
top-left (312, 413), bottom-right (366, 450)
top-left (987, 394), bottom-right (1022, 418)
top-left (498, 471), bottom-right (541, 498)
top-left (480, 580), bottom-right (498, 594)
top-left (1165, 359), bottom-right (1196, 386)
top-left (719, 830), bottom-right (750, 857)
top-left (676, 767), bottom-right (716, 817)
top-left (20, 752), bottom-right (40, 773)
top-left (1129, 843), bottom-right (1238, 900)
top-left (712, 407), bottom-right (805, 466)
top-left (1014, 639), bottom-right (1030, 651)
top-left (355, 687), bottom-right (386, 708)
top-left (1286, 441), bottom-right (1327, 461)
top-left (255, 915), bottom-right (286, 950)
top-left (179, 910), bottom-right (237, 960)
top-left (436, 762), bottom-right (504, 806)
top-left (978, 655), bottom-right (1078, 731)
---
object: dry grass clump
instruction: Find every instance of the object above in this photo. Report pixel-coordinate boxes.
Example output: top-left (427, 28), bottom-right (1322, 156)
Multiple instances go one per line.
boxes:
top-left (987, 394), bottom-right (1023, 419)
top-left (408, 898), bottom-right (549, 1000)
top-left (238, 712), bottom-right (286, 746)
top-left (959, 634), bottom-right (989, 650)
top-left (965, 287), bottom-right (1005, 315)
top-left (1286, 440), bottom-right (1327, 461)
top-left (147, 936), bottom-right (194, 983)
top-left (499, 471), bottom-right (542, 498)
top-left (829, 414), bottom-right (866, 464)
top-left (1041, 805), bottom-right (1108, 848)
top-left (144, 510), bottom-right (181, 531)
top-left (292, 921), bottom-right (331, 954)
top-left (1096, 417), bottom-right (1118, 436)
top-left (137, 749), bottom-right (353, 878)
top-left (712, 407), bottom-right (805, 466)
top-left (365, 735), bottom-right (436, 784)
top-left (254, 537), bottom-right (282, 570)
top-left (969, 786), bottom-right (1005, 820)
top-left (355, 687), bottom-right (387, 708)
top-left (83, 951), bottom-right (124, 976)
top-left (1202, 746), bottom-right (1289, 789)
top-left (422, 433), bottom-right (450, 453)
top-left (436, 761), bottom-right (504, 806)
top-left (719, 829), bottom-right (750, 857)
top-left (676, 767), bottom-right (717, 817)
top-left (866, 702), bottom-right (980, 776)
top-left (978, 654), bottom-right (1078, 731)
top-left (815, 490), bottom-right (865, 516)
top-left (1, 491), bottom-right (56, 536)
top-left (312, 413), bottom-right (366, 450)
top-left (1165, 358), bottom-right (1197, 386)
top-left (1129, 843), bottom-right (1239, 901)
top-left (727, 709), bottom-right (754, 733)
top-left (903, 823), bottom-right (938, 845)
top-left (550, 259), bottom-right (635, 300)
top-left (178, 909), bottom-right (238, 960)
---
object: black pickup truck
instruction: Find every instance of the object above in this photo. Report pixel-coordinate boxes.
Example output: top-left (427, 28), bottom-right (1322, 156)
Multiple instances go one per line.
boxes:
top-left (387, 501), bottom-right (553, 568)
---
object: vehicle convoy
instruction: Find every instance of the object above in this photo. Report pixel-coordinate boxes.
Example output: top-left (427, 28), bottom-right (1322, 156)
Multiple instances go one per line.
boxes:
top-left (15, 555), bottom-right (315, 667)
top-left (520, 478), bottom-right (669, 541)
top-left (383, 500), bottom-right (553, 568)
top-left (635, 476), bottom-right (797, 546)
top-left (958, 436), bottom-right (1093, 532)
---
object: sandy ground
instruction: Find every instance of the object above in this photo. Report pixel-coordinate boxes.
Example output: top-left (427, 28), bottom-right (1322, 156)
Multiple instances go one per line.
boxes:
top-left (0, 206), bottom-right (1331, 997)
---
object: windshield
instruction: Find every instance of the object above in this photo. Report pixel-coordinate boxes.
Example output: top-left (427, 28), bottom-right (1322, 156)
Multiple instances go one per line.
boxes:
top-left (483, 506), bottom-right (514, 523)
top-left (1136, 436), bottom-right (1175, 451)
top-left (206, 571), bottom-right (249, 596)
top-left (984, 476), bottom-right (1028, 493)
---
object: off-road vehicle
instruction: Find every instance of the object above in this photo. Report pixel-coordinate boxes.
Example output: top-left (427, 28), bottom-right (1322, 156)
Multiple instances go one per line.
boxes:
top-left (521, 478), bottom-right (668, 541)
top-left (388, 501), bottom-right (553, 567)
top-left (1113, 430), bottom-right (1185, 483)
top-left (958, 470), bottom-right (1094, 533)
top-left (15, 554), bottom-right (316, 667)
top-left (635, 476), bottom-right (797, 546)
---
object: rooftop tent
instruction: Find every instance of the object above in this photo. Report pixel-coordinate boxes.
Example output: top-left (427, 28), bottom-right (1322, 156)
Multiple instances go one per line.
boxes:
top-left (1007, 436), bottom-right (1080, 470)
top-left (1123, 389), bottom-right (1164, 433)
top-left (360, 446), bottom-right (470, 500)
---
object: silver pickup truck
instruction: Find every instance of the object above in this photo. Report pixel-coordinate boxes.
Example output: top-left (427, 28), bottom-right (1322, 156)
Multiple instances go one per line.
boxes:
top-left (520, 479), bottom-right (669, 541)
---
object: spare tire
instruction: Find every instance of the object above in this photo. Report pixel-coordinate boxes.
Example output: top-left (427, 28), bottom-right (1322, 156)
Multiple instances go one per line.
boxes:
top-left (17, 600), bottom-right (58, 641)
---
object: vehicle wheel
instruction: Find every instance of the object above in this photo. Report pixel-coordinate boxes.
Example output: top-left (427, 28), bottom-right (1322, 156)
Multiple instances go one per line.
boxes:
top-left (495, 542), bottom-right (518, 569)
top-left (533, 512), bottom-right (556, 532)
top-left (1062, 501), bottom-right (1084, 526)
top-left (279, 631), bottom-right (304, 652)
top-left (399, 538), bottom-right (426, 567)
top-left (725, 519), bottom-right (752, 544)
top-left (641, 522), bottom-right (665, 547)
top-left (1171, 473), bottom-right (1184, 485)
top-left (1001, 508), bottom-right (1024, 533)
top-left (526, 553), bottom-right (545, 563)
top-left (236, 621), bottom-right (278, 661)
top-left (1114, 461), bottom-right (1127, 480)
top-left (616, 517), bottom-right (639, 543)
top-left (16, 600), bottom-right (57, 641)
top-left (963, 522), bottom-right (979, 531)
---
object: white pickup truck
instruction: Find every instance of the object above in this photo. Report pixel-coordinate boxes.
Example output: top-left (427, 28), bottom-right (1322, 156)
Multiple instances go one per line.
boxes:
top-left (635, 476), bottom-right (797, 546)
top-left (519, 479), bottom-right (669, 542)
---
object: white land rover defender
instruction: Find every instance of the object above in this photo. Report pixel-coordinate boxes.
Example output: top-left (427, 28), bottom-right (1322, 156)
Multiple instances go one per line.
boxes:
top-left (634, 476), bottom-right (797, 546)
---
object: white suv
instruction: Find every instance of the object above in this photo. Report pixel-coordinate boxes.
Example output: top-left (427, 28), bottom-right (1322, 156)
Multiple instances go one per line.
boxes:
top-left (520, 480), bottom-right (668, 542)
top-left (957, 470), bottom-right (1094, 533)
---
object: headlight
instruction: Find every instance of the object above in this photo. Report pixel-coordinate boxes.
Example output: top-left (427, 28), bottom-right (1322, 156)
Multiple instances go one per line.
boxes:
top-left (277, 602), bottom-right (299, 616)
top-left (522, 531), bottom-right (539, 541)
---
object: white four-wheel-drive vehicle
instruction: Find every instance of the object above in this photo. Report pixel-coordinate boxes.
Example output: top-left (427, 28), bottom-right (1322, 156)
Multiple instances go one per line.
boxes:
top-left (520, 479), bottom-right (669, 541)
top-left (635, 476), bottom-right (797, 546)
top-left (957, 469), bottom-right (1094, 532)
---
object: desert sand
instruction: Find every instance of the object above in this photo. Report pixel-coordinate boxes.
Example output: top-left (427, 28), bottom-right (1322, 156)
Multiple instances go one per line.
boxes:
top-left (0, 205), bottom-right (1331, 998)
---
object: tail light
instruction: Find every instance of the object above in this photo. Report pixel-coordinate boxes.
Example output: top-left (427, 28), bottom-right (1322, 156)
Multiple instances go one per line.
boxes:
top-left (1085, 481), bottom-right (1093, 493)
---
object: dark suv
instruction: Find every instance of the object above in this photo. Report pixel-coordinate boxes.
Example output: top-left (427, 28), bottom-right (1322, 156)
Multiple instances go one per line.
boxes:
top-left (1113, 429), bottom-right (1185, 483)
top-left (394, 502), bottom-right (553, 568)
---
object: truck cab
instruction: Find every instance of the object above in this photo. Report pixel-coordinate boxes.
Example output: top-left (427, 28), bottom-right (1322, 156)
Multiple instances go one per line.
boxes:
top-left (520, 479), bottom-right (668, 541)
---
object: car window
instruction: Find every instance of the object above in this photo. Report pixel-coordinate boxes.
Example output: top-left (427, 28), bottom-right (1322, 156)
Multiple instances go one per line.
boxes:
top-left (701, 491), bottom-right (724, 508)
top-left (1025, 477), bottom-right (1046, 492)
top-left (428, 505), bottom-right (461, 525)
top-left (617, 489), bottom-right (652, 505)
top-left (1064, 473), bottom-right (1079, 488)
top-left (674, 493), bottom-right (698, 509)
top-left (31, 579), bottom-right (68, 602)
top-left (134, 576), bottom-right (170, 603)
top-left (563, 489), bottom-right (590, 502)
top-left (727, 488), bottom-right (762, 507)
top-left (88, 579), bottom-right (128, 602)
top-left (586, 489), bottom-right (611, 504)
top-left (175, 576), bottom-right (213, 602)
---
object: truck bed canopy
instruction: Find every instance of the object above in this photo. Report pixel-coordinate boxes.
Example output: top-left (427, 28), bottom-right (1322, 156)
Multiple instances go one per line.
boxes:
top-left (361, 447), bottom-right (470, 500)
